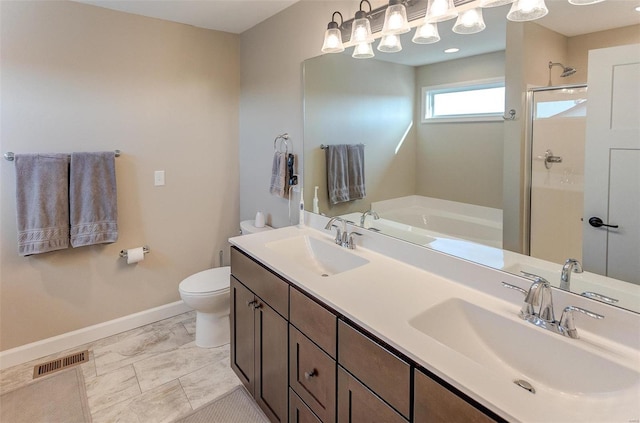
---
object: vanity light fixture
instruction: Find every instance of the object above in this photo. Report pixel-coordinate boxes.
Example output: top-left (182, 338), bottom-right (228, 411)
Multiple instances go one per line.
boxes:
top-left (452, 8), bottom-right (486, 34)
top-left (321, 11), bottom-right (345, 53)
top-left (353, 41), bottom-right (376, 58)
top-left (378, 33), bottom-right (403, 52)
top-left (412, 21), bottom-right (440, 44)
top-left (425, 0), bottom-right (458, 22)
top-left (320, 0), bottom-right (605, 57)
top-left (350, 0), bottom-right (375, 44)
top-left (382, 0), bottom-right (410, 35)
top-left (506, 0), bottom-right (549, 21)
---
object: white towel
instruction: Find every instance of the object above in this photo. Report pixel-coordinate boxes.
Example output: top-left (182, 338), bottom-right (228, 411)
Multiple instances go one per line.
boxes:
top-left (14, 154), bottom-right (70, 256)
top-left (326, 144), bottom-right (366, 205)
top-left (69, 152), bottom-right (118, 247)
top-left (269, 151), bottom-right (288, 198)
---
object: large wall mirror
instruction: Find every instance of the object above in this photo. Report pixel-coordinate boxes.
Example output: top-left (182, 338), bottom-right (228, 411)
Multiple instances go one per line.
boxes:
top-left (303, 2), bottom-right (640, 312)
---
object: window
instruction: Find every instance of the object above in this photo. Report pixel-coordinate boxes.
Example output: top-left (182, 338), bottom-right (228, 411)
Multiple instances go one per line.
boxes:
top-left (422, 78), bottom-right (505, 122)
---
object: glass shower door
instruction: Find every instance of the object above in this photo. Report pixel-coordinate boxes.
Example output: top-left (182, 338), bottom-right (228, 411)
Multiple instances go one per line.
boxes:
top-left (528, 86), bottom-right (587, 265)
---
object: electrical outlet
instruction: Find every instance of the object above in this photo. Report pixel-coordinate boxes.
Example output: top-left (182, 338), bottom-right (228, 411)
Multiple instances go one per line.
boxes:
top-left (154, 170), bottom-right (165, 186)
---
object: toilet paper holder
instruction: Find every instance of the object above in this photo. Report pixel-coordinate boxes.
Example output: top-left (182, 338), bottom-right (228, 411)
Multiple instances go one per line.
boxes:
top-left (119, 245), bottom-right (150, 259)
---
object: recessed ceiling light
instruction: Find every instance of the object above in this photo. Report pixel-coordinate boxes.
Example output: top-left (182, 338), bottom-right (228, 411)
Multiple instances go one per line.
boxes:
top-left (444, 48), bottom-right (460, 53)
top-left (635, 5), bottom-right (640, 11)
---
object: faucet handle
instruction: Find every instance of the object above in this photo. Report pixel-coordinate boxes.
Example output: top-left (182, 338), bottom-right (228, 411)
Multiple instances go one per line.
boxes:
top-left (559, 306), bottom-right (604, 339)
top-left (502, 282), bottom-right (536, 318)
top-left (347, 232), bottom-right (362, 249)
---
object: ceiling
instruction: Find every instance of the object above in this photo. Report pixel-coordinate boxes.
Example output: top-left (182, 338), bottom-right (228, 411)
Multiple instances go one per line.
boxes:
top-left (73, 0), bottom-right (639, 36)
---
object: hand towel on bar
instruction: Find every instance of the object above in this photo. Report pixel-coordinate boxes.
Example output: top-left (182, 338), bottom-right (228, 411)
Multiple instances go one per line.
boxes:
top-left (69, 152), bottom-right (118, 247)
top-left (269, 151), bottom-right (288, 198)
top-left (326, 144), bottom-right (366, 204)
top-left (14, 154), bottom-right (70, 256)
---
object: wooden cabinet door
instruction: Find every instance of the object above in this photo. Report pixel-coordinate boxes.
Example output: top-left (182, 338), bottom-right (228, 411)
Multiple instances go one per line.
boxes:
top-left (337, 367), bottom-right (407, 423)
top-left (289, 389), bottom-right (322, 423)
top-left (414, 369), bottom-right (496, 423)
top-left (254, 298), bottom-right (289, 423)
top-left (230, 276), bottom-right (255, 395)
top-left (289, 326), bottom-right (336, 423)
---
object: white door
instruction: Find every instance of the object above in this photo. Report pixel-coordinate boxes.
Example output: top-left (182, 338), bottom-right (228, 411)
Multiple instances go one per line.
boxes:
top-left (583, 44), bottom-right (640, 284)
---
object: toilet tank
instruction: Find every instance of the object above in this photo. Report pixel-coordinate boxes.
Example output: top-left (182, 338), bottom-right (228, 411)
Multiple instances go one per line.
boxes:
top-left (240, 220), bottom-right (273, 235)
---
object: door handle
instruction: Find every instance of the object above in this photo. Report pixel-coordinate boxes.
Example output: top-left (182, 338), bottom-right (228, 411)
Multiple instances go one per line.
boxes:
top-left (536, 149), bottom-right (563, 169)
top-left (588, 217), bottom-right (619, 229)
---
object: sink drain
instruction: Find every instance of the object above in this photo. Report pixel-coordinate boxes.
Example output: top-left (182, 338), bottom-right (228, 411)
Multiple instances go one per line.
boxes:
top-left (514, 379), bottom-right (536, 394)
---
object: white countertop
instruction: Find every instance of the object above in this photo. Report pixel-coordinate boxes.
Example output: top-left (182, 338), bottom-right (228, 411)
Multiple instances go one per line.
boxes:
top-left (230, 220), bottom-right (640, 423)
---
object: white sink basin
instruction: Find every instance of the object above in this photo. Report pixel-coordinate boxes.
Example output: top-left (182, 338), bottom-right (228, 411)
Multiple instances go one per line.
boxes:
top-left (265, 235), bottom-right (369, 276)
top-left (409, 298), bottom-right (640, 396)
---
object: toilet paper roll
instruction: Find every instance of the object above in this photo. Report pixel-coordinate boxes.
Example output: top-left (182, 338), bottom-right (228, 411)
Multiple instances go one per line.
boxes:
top-left (126, 247), bottom-right (145, 264)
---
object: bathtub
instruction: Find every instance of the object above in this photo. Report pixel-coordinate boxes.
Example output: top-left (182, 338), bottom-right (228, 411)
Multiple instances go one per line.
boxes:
top-left (371, 196), bottom-right (503, 249)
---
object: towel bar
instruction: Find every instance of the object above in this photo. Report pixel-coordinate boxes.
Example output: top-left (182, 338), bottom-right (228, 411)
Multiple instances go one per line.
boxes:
top-left (119, 245), bottom-right (150, 259)
top-left (4, 150), bottom-right (121, 162)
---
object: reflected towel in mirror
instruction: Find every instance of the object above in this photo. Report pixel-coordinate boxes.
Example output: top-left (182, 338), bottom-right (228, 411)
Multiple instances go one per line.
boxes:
top-left (326, 144), bottom-right (365, 204)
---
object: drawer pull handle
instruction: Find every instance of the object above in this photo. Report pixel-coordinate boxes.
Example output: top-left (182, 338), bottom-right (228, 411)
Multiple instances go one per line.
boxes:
top-left (304, 369), bottom-right (318, 380)
top-left (253, 302), bottom-right (263, 309)
top-left (246, 300), bottom-right (257, 308)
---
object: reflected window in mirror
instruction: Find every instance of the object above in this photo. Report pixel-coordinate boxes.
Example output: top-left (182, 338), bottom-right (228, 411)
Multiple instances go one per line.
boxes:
top-left (422, 77), bottom-right (505, 122)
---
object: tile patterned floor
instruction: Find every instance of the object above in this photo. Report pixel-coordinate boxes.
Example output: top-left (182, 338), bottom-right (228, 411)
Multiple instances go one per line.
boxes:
top-left (0, 311), bottom-right (242, 423)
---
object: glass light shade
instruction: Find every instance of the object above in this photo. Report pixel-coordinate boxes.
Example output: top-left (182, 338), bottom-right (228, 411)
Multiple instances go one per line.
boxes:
top-left (479, 0), bottom-right (515, 7)
top-left (377, 34), bottom-right (402, 53)
top-left (350, 16), bottom-right (374, 44)
top-left (381, 2), bottom-right (410, 35)
top-left (412, 21), bottom-right (440, 44)
top-left (506, 0), bottom-right (548, 21)
top-left (321, 28), bottom-right (345, 53)
top-left (452, 8), bottom-right (486, 34)
top-left (568, 0), bottom-right (605, 4)
top-left (352, 42), bottom-right (375, 59)
top-left (425, 0), bottom-right (458, 23)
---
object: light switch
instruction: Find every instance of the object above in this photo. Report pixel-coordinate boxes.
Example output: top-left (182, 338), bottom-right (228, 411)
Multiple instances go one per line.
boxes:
top-left (154, 170), bottom-right (165, 186)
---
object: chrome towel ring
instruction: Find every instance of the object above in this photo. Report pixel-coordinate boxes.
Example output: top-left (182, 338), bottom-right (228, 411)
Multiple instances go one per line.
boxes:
top-left (274, 133), bottom-right (290, 154)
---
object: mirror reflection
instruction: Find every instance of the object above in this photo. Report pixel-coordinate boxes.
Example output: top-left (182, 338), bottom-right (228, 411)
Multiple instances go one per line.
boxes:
top-left (303, 2), bottom-right (640, 312)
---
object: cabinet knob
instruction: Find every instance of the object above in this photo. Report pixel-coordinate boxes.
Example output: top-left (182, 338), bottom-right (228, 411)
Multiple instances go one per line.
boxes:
top-left (304, 369), bottom-right (318, 380)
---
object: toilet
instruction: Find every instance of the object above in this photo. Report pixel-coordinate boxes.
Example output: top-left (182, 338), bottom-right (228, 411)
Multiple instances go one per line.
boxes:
top-left (178, 219), bottom-right (272, 348)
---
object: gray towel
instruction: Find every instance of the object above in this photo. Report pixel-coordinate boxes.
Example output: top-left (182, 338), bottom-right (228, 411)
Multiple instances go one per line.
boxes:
top-left (69, 152), bottom-right (118, 247)
top-left (15, 154), bottom-right (70, 256)
top-left (326, 144), bottom-right (366, 204)
top-left (269, 151), bottom-right (288, 198)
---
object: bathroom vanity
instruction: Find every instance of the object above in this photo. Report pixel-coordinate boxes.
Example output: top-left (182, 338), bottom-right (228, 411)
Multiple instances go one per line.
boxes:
top-left (229, 217), bottom-right (640, 423)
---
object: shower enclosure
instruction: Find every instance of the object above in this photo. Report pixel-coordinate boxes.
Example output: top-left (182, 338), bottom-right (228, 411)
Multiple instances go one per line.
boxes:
top-left (527, 85), bottom-right (588, 265)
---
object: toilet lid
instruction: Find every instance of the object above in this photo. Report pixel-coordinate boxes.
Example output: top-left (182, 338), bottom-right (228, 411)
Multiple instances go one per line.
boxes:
top-left (179, 267), bottom-right (230, 293)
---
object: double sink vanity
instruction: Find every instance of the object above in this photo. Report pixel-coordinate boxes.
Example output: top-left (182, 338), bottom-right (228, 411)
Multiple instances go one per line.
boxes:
top-left (228, 213), bottom-right (640, 422)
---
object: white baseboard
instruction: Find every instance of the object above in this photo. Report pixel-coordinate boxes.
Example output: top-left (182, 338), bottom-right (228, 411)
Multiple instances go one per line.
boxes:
top-left (0, 300), bottom-right (192, 370)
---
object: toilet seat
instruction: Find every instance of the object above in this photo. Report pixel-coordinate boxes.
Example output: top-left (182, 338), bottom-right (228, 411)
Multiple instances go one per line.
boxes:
top-left (179, 267), bottom-right (230, 295)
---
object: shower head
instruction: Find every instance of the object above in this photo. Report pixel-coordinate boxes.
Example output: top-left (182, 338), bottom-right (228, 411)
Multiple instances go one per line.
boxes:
top-left (548, 61), bottom-right (577, 85)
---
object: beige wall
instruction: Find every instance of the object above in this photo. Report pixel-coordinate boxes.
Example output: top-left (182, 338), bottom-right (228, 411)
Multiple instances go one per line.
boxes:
top-left (303, 54), bottom-right (417, 216)
top-left (415, 51), bottom-right (505, 209)
top-left (0, 1), bottom-right (240, 351)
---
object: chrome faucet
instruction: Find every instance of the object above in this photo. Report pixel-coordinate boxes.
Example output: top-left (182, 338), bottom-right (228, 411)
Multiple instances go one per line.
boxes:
top-left (502, 279), bottom-right (603, 339)
top-left (325, 217), bottom-right (347, 246)
top-left (325, 217), bottom-right (362, 249)
top-left (560, 258), bottom-right (583, 291)
top-left (360, 209), bottom-right (380, 227)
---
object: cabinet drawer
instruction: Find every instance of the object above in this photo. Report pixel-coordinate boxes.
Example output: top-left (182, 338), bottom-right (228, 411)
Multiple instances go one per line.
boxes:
top-left (337, 367), bottom-right (407, 423)
top-left (338, 320), bottom-right (410, 419)
top-left (414, 369), bottom-right (497, 423)
top-left (290, 326), bottom-right (336, 423)
top-left (290, 287), bottom-right (337, 358)
top-left (289, 388), bottom-right (322, 423)
top-left (231, 247), bottom-right (289, 318)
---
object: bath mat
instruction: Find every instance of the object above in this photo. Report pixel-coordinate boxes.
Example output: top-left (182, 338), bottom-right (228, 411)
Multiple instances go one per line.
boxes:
top-left (0, 367), bottom-right (91, 423)
top-left (173, 385), bottom-right (269, 423)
